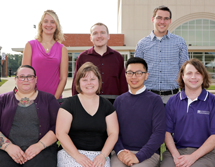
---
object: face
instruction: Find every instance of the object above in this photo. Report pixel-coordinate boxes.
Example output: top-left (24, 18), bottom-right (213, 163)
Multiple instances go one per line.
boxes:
top-left (126, 63), bottom-right (148, 94)
top-left (152, 10), bottom-right (171, 37)
top-left (90, 25), bottom-right (110, 47)
top-left (42, 14), bottom-right (57, 35)
top-left (15, 67), bottom-right (37, 93)
top-left (79, 71), bottom-right (99, 95)
top-left (182, 64), bottom-right (203, 92)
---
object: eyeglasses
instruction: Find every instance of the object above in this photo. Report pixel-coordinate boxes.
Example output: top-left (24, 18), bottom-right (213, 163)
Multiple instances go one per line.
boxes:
top-left (16, 75), bottom-right (36, 81)
top-left (126, 71), bottom-right (147, 77)
top-left (155, 16), bottom-right (170, 22)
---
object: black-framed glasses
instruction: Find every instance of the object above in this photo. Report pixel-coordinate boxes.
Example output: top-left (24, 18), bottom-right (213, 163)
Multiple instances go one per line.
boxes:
top-left (155, 16), bottom-right (170, 22)
top-left (16, 75), bottom-right (36, 81)
top-left (126, 71), bottom-right (147, 77)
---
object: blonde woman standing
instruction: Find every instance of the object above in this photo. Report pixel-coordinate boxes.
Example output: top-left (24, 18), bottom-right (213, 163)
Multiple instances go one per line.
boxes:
top-left (22, 10), bottom-right (68, 99)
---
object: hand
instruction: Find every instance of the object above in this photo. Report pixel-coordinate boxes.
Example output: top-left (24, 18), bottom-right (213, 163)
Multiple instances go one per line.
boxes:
top-left (118, 150), bottom-right (128, 164)
top-left (5, 144), bottom-right (27, 164)
top-left (176, 154), bottom-right (197, 167)
top-left (123, 149), bottom-right (139, 166)
top-left (74, 153), bottom-right (93, 167)
top-left (92, 153), bottom-right (106, 167)
top-left (25, 142), bottom-right (44, 160)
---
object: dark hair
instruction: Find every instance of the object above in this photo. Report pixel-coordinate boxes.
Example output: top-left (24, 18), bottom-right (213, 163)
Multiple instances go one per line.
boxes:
top-left (16, 65), bottom-right (36, 76)
top-left (177, 58), bottom-right (211, 89)
top-left (153, 5), bottom-right (172, 19)
top-left (75, 62), bottom-right (102, 94)
top-left (126, 57), bottom-right (148, 71)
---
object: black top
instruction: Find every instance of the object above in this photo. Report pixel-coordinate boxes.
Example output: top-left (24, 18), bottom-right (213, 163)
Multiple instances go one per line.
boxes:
top-left (61, 95), bottom-right (115, 151)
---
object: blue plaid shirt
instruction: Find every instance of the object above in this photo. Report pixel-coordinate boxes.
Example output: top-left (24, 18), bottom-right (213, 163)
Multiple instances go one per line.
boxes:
top-left (135, 31), bottom-right (189, 91)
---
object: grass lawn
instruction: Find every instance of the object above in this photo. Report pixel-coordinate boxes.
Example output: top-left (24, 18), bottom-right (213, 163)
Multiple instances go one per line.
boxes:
top-left (207, 85), bottom-right (215, 90)
top-left (0, 79), bottom-right (7, 86)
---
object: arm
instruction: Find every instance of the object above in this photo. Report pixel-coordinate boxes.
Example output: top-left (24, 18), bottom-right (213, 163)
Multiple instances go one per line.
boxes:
top-left (165, 132), bottom-right (181, 166)
top-left (134, 40), bottom-right (144, 59)
top-left (22, 42), bottom-right (32, 65)
top-left (0, 132), bottom-right (27, 164)
top-left (92, 111), bottom-right (119, 167)
top-left (179, 39), bottom-right (189, 68)
top-left (56, 108), bottom-right (93, 167)
top-left (54, 46), bottom-right (68, 99)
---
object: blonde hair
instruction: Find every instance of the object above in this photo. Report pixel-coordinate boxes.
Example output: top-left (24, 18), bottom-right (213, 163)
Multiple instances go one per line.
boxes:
top-left (36, 10), bottom-right (65, 43)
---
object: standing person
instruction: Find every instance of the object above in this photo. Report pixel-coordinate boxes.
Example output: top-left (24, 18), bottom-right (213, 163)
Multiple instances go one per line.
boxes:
top-left (135, 5), bottom-right (189, 104)
top-left (0, 65), bottom-right (59, 167)
top-left (56, 62), bottom-right (119, 167)
top-left (111, 57), bottom-right (166, 167)
top-left (22, 10), bottom-right (68, 99)
top-left (161, 59), bottom-right (215, 167)
top-left (71, 22), bottom-right (128, 102)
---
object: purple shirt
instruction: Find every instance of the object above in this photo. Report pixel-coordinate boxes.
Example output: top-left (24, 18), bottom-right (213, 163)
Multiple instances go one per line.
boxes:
top-left (113, 90), bottom-right (166, 163)
top-left (166, 89), bottom-right (215, 148)
top-left (29, 40), bottom-right (63, 96)
top-left (72, 46), bottom-right (128, 95)
top-left (0, 91), bottom-right (60, 140)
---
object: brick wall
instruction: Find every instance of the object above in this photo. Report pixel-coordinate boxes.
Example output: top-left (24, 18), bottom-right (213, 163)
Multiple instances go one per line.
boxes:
top-left (62, 34), bottom-right (124, 47)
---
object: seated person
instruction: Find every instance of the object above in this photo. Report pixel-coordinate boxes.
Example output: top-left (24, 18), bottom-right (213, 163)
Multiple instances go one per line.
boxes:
top-left (0, 65), bottom-right (60, 167)
top-left (111, 57), bottom-right (166, 167)
top-left (56, 62), bottom-right (119, 167)
top-left (161, 58), bottom-right (215, 167)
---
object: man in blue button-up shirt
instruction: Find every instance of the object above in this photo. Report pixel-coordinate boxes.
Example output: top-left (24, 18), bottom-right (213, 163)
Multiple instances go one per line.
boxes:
top-left (135, 6), bottom-right (189, 104)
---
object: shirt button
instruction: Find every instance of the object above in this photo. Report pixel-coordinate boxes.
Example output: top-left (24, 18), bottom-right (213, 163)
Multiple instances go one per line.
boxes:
top-left (160, 71), bottom-right (162, 72)
top-left (102, 63), bottom-right (104, 65)
top-left (39, 133), bottom-right (41, 135)
top-left (102, 91), bottom-right (103, 93)
top-left (160, 82), bottom-right (162, 83)
top-left (39, 125), bottom-right (41, 127)
top-left (102, 72), bottom-right (104, 74)
top-left (102, 82), bottom-right (104, 84)
top-left (160, 50), bottom-right (161, 52)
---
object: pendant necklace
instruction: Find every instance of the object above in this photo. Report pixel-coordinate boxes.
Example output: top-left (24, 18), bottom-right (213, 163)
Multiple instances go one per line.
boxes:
top-left (17, 92), bottom-right (36, 107)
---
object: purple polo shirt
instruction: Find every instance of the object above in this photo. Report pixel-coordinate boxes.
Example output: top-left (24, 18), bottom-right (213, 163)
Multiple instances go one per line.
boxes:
top-left (72, 46), bottom-right (128, 95)
top-left (166, 89), bottom-right (215, 149)
top-left (0, 91), bottom-right (60, 140)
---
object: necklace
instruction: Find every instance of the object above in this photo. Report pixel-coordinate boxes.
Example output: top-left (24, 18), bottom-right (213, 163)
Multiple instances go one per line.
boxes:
top-left (17, 92), bottom-right (36, 107)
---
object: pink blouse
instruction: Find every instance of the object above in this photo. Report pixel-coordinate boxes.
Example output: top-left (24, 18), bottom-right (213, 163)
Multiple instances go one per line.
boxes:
top-left (29, 40), bottom-right (63, 96)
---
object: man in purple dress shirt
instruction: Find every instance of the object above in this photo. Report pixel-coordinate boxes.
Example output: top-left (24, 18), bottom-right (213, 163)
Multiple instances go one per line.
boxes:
top-left (111, 57), bottom-right (166, 167)
top-left (161, 59), bottom-right (215, 167)
top-left (72, 22), bottom-right (128, 101)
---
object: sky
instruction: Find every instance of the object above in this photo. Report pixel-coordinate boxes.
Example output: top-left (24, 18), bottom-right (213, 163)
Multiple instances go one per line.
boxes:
top-left (0, 0), bottom-right (118, 54)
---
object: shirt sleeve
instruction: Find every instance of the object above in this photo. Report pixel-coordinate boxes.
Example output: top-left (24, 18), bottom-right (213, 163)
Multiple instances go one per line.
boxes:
top-left (60, 97), bottom-right (74, 116)
top-left (179, 38), bottom-right (189, 68)
top-left (165, 97), bottom-right (175, 133)
top-left (134, 40), bottom-right (144, 59)
top-left (113, 98), bottom-right (125, 154)
top-left (101, 97), bottom-right (115, 116)
top-left (135, 96), bottom-right (166, 163)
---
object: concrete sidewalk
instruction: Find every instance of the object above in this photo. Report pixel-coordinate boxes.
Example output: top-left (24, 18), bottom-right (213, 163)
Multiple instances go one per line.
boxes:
top-left (0, 77), bottom-right (73, 98)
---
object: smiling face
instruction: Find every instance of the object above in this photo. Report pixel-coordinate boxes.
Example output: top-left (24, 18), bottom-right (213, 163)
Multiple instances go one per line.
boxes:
top-left (152, 10), bottom-right (171, 37)
top-left (15, 67), bottom-right (37, 94)
top-left (126, 63), bottom-right (148, 94)
top-left (182, 63), bottom-right (203, 92)
top-left (42, 14), bottom-right (57, 35)
top-left (90, 25), bottom-right (110, 47)
top-left (79, 71), bottom-right (99, 95)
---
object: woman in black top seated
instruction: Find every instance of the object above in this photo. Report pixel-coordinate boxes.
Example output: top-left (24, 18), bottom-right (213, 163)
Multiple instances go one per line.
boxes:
top-left (56, 62), bottom-right (119, 167)
top-left (0, 65), bottom-right (60, 167)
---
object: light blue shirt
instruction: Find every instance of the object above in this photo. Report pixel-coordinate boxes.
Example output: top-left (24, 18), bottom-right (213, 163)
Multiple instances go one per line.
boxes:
top-left (135, 31), bottom-right (189, 91)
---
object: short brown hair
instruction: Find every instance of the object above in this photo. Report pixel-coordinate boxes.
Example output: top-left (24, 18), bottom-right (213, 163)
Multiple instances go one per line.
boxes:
top-left (153, 5), bottom-right (172, 19)
top-left (177, 58), bottom-right (211, 89)
top-left (90, 22), bottom-right (109, 35)
top-left (75, 62), bottom-right (102, 94)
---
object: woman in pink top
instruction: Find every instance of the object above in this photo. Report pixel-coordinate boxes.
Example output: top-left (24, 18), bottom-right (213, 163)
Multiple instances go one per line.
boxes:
top-left (22, 10), bottom-right (68, 99)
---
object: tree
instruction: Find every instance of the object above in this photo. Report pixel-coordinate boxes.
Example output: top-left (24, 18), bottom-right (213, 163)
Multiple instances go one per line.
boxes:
top-left (7, 53), bottom-right (23, 75)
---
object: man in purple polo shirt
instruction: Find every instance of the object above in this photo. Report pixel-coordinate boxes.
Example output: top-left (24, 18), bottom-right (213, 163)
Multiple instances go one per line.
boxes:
top-left (71, 22), bottom-right (128, 101)
top-left (111, 57), bottom-right (166, 167)
top-left (161, 59), bottom-right (215, 167)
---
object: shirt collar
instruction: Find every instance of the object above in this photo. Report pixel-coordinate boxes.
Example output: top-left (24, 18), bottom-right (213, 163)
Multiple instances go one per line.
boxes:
top-left (87, 46), bottom-right (114, 56)
top-left (150, 30), bottom-right (171, 41)
top-left (180, 88), bottom-right (208, 101)
top-left (129, 85), bottom-right (146, 95)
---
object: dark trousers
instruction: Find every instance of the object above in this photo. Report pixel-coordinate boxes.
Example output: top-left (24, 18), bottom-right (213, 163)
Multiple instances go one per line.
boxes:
top-left (0, 144), bottom-right (58, 167)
